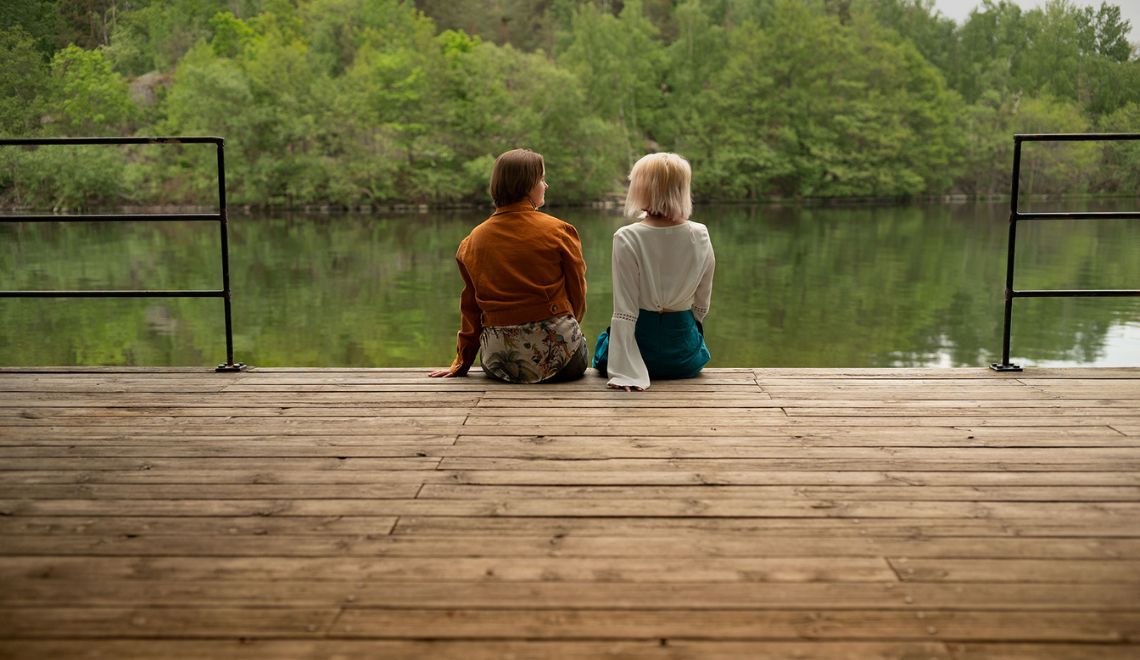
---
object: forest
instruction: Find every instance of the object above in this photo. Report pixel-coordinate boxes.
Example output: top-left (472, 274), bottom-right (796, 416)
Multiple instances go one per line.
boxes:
top-left (1, 0), bottom-right (1138, 208)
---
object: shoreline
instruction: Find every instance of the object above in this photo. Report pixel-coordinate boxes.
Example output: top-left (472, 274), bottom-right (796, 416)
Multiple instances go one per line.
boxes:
top-left (3, 193), bottom-right (1135, 215)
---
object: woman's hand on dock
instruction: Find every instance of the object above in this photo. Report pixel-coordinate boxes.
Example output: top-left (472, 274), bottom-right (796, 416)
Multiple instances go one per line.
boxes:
top-left (428, 369), bottom-right (460, 378)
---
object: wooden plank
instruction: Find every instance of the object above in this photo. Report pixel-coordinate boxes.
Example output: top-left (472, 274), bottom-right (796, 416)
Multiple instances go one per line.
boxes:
top-left (437, 441), bottom-right (1140, 459)
top-left (0, 424), bottom-right (469, 437)
top-left (329, 609), bottom-right (1140, 641)
top-left (4, 453), bottom-right (1136, 472)
top-left (419, 470), bottom-right (1140, 487)
top-left (889, 558), bottom-right (1140, 583)
top-left (752, 368), bottom-right (1139, 379)
top-left (781, 407), bottom-right (1139, 417)
top-left (0, 606), bottom-right (338, 637)
top-left (8, 483), bottom-right (1135, 504)
top-left (5, 515), bottom-right (1136, 540)
top-left (2, 393), bottom-right (482, 407)
top-left (0, 469), bottom-right (450, 485)
top-left (1, 580), bottom-right (1136, 610)
top-left (0, 446), bottom-right (453, 459)
top-left (414, 484), bottom-right (1140, 502)
top-left (6, 441), bottom-right (1139, 459)
top-left (0, 436), bottom-right (462, 447)
top-left (388, 516), bottom-right (1140, 538)
top-left (2, 430), bottom-right (1132, 446)
top-left (200, 374), bottom-right (755, 386)
top-left (1, 535), bottom-right (1136, 560)
top-left (480, 392), bottom-right (774, 402)
top-left (0, 415), bottom-right (469, 427)
top-left (476, 397), bottom-right (1140, 408)
top-left (3, 469), bottom-right (1138, 487)
top-left (0, 484), bottom-right (423, 499)
top-left (451, 421), bottom-right (1140, 435)
top-left (466, 406), bottom-right (1140, 418)
top-left (8, 426), bottom-right (1131, 443)
top-left (0, 407), bottom-right (476, 418)
top-left (946, 643), bottom-right (1140, 659)
top-left (0, 383), bottom-right (746, 393)
top-left (243, 380), bottom-right (741, 392)
top-left (0, 556), bottom-right (895, 581)
top-left (436, 457), bottom-right (1140, 471)
top-left (0, 640), bottom-right (957, 660)
top-left (752, 390), bottom-right (1073, 400)
top-left (0, 458), bottom-right (441, 471)
top-left (0, 516), bottom-right (398, 537)
top-left (1020, 377), bottom-right (1140, 385)
top-left (2, 498), bottom-right (1138, 518)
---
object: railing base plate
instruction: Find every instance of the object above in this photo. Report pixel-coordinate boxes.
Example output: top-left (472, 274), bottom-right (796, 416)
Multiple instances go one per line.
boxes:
top-left (990, 362), bottom-right (1023, 372)
top-left (216, 362), bottom-right (247, 373)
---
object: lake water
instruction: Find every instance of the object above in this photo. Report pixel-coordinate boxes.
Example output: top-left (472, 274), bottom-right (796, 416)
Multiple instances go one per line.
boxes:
top-left (2, 202), bottom-right (1138, 368)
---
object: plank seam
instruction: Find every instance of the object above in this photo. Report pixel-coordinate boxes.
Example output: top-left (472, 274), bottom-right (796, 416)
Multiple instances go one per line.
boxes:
top-left (884, 557), bottom-right (907, 583)
top-left (323, 606), bottom-right (346, 637)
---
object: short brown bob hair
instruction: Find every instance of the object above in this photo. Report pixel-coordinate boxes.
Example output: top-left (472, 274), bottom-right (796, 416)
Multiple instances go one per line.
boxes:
top-left (490, 148), bottom-right (544, 207)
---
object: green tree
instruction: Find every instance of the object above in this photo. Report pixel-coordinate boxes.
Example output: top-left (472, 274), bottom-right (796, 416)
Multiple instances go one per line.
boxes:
top-left (652, 0), bottom-right (729, 156)
top-left (556, 0), bottom-right (665, 165)
top-left (415, 0), bottom-right (556, 52)
top-left (695, 0), bottom-right (963, 199)
top-left (1012, 95), bottom-right (1098, 195)
top-left (49, 44), bottom-right (136, 134)
top-left (0, 0), bottom-right (61, 57)
top-left (110, 1), bottom-right (280, 75)
top-left (959, 92), bottom-right (1099, 197)
top-left (1093, 102), bottom-right (1140, 194)
top-left (0, 27), bottom-right (51, 135)
top-left (861, 0), bottom-right (958, 75)
top-left (437, 35), bottom-right (626, 202)
top-left (1090, 2), bottom-right (1132, 61)
top-left (953, 0), bottom-right (1027, 103)
top-left (3, 0), bottom-right (1136, 207)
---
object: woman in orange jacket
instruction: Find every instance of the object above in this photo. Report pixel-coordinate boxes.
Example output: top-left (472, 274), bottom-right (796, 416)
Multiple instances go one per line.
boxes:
top-left (428, 148), bottom-right (588, 383)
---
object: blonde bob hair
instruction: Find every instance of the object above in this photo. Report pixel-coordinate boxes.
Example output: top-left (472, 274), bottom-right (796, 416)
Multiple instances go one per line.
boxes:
top-left (624, 152), bottom-right (692, 221)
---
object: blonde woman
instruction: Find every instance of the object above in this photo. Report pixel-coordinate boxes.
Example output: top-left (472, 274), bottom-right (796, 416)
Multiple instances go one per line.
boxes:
top-left (429, 148), bottom-right (588, 383)
top-left (593, 153), bottom-right (714, 392)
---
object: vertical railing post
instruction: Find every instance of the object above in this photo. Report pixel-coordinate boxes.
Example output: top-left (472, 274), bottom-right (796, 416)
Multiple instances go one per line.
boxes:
top-left (992, 137), bottom-right (1024, 371)
top-left (214, 138), bottom-right (244, 372)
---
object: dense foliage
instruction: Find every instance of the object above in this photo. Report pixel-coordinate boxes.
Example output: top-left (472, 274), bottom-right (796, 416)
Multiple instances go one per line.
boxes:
top-left (1, 0), bottom-right (1138, 208)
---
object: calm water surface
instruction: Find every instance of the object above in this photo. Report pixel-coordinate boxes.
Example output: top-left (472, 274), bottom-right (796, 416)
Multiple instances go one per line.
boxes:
top-left (2, 202), bottom-right (1138, 368)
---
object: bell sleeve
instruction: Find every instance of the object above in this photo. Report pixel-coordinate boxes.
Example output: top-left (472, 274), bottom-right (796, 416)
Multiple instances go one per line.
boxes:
top-left (693, 230), bottom-right (715, 323)
top-left (606, 232), bottom-right (651, 390)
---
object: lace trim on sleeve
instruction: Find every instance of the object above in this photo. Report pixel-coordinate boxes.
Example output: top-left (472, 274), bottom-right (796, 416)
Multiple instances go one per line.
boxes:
top-left (692, 305), bottom-right (708, 317)
top-left (613, 312), bottom-right (638, 323)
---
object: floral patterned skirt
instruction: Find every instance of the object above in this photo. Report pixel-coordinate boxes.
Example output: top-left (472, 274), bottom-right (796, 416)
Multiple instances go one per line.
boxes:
top-left (479, 314), bottom-right (588, 384)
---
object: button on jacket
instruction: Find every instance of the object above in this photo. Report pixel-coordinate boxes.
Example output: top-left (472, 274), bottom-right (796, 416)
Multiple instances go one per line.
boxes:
top-left (448, 201), bottom-right (587, 374)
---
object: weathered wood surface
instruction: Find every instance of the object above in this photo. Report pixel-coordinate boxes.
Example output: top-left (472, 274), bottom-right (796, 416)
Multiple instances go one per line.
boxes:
top-left (0, 367), bottom-right (1138, 660)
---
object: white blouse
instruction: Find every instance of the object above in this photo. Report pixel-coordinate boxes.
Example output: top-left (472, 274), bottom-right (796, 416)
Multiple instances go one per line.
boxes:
top-left (607, 220), bottom-right (715, 390)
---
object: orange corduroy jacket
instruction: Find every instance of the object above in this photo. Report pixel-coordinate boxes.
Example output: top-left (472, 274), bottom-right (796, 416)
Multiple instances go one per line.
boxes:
top-left (448, 201), bottom-right (587, 374)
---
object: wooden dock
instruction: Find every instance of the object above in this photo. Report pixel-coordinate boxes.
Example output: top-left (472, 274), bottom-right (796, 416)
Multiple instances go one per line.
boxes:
top-left (1, 367), bottom-right (1138, 659)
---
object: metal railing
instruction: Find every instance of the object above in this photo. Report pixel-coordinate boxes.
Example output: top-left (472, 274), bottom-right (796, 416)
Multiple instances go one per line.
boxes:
top-left (0, 136), bottom-right (245, 372)
top-left (991, 132), bottom-right (1140, 372)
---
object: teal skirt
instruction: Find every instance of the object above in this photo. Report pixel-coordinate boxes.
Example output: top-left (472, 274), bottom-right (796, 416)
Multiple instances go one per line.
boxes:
top-left (592, 309), bottom-right (710, 380)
